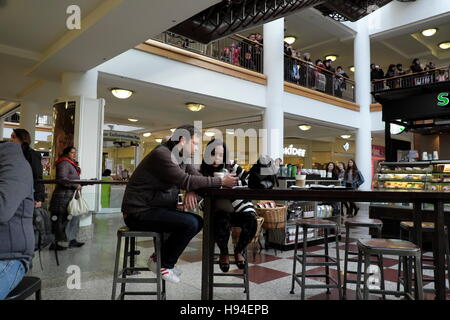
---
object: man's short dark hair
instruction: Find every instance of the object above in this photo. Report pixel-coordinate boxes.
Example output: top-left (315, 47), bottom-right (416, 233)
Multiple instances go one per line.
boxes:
top-left (13, 128), bottom-right (31, 145)
top-left (165, 124), bottom-right (201, 150)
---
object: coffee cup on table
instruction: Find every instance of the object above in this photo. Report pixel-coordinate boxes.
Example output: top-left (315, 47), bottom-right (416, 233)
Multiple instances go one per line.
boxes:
top-left (214, 172), bottom-right (225, 179)
top-left (296, 175), bottom-right (306, 187)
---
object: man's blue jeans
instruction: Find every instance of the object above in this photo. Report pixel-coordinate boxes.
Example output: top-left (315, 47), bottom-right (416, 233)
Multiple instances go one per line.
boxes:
top-left (0, 260), bottom-right (26, 300)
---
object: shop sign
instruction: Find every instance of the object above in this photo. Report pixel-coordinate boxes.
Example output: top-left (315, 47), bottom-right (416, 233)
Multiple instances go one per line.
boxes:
top-left (437, 92), bottom-right (449, 107)
top-left (103, 130), bottom-right (140, 142)
top-left (284, 145), bottom-right (306, 157)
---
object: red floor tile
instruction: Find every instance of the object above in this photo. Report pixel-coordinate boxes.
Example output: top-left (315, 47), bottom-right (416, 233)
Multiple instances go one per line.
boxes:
top-left (247, 253), bottom-right (282, 264)
top-left (230, 265), bottom-right (290, 284)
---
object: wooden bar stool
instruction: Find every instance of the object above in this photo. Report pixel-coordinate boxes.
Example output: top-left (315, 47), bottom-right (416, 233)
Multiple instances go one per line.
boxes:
top-left (397, 221), bottom-right (450, 294)
top-left (343, 217), bottom-right (385, 299)
top-left (290, 219), bottom-right (342, 300)
top-left (111, 226), bottom-right (166, 300)
top-left (356, 238), bottom-right (424, 300)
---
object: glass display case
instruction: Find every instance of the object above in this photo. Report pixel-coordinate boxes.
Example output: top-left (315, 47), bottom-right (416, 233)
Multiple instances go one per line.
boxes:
top-left (372, 160), bottom-right (450, 211)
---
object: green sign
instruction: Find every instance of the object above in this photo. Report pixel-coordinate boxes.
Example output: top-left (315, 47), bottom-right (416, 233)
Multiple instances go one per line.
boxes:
top-left (438, 92), bottom-right (449, 107)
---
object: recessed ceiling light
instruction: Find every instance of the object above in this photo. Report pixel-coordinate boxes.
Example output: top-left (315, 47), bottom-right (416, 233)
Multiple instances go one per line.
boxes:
top-left (325, 55), bottom-right (338, 62)
top-left (39, 147), bottom-right (45, 150)
top-left (349, 66), bottom-right (355, 72)
top-left (128, 118), bottom-right (138, 122)
top-left (186, 103), bottom-right (205, 112)
top-left (34, 141), bottom-right (38, 144)
top-left (143, 132), bottom-right (151, 137)
top-left (204, 131), bottom-right (215, 137)
top-left (170, 128), bottom-right (176, 132)
top-left (110, 88), bottom-right (134, 99)
top-left (438, 42), bottom-right (450, 50)
top-left (340, 134), bottom-right (352, 139)
top-left (155, 138), bottom-right (162, 143)
top-left (298, 124), bottom-right (312, 131)
top-left (421, 28), bottom-right (437, 37)
top-left (284, 36), bottom-right (296, 45)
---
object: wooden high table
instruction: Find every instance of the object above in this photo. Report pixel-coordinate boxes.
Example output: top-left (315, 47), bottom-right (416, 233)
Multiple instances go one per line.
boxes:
top-left (198, 188), bottom-right (450, 300)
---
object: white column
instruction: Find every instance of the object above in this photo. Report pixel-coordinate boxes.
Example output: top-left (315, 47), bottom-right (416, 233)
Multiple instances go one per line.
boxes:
top-left (60, 70), bottom-right (104, 227)
top-left (354, 20), bottom-right (373, 191)
top-left (0, 117), bottom-right (4, 140)
top-left (20, 101), bottom-right (39, 148)
top-left (263, 18), bottom-right (284, 160)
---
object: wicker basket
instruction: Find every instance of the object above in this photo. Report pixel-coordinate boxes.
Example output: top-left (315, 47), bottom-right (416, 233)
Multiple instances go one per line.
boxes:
top-left (255, 204), bottom-right (286, 229)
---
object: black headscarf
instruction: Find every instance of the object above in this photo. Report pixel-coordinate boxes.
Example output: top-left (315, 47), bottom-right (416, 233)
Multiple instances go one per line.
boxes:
top-left (199, 139), bottom-right (230, 177)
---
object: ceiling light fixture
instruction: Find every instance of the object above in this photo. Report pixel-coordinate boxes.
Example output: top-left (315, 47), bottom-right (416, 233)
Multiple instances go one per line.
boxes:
top-left (170, 128), bottom-right (176, 132)
top-left (284, 36), bottom-right (296, 45)
top-left (204, 131), bottom-right (215, 137)
top-left (438, 42), bottom-right (450, 50)
top-left (325, 55), bottom-right (338, 62)
top-left (143, 132), bottom-right (151, 137)
top-left (349, 66), bottom-right (355, 72)
top-left (186, 103), bottom-right (205, 112)
top-left (226, 129), bottom-right (234, 135)
top-left (298, 124), bottom-right (312, 131)
top-left (110, 88), bottom-right (134, 99)
top-left (155, 138), bottom-right (162, 143)
top-left (128, 118), bottom-right (138, 122)
top-left (421, 28), bottom-right (437, 37)
top-left (340, 134), bottom-right (352, 139)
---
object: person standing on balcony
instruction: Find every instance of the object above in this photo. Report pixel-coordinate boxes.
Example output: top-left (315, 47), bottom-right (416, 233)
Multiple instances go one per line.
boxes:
top-left (335, 66), bottom-right (348, 98)
top-left (324, 59), bottom-right (335, 95)
top-left (410, 58), bottom-right (423, 73)
top-left (385, 64), bottom-right (396, 89)
top-left (371, 64), bottom-right (384, 91)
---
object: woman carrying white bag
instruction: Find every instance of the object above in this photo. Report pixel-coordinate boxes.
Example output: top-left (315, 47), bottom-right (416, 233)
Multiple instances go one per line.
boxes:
top-left (49, 146), bottom-right (86, 249)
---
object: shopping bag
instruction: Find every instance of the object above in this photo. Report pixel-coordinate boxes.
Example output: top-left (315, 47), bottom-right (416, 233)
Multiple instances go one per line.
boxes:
top-left (67, 190), bottom-right (90, 217)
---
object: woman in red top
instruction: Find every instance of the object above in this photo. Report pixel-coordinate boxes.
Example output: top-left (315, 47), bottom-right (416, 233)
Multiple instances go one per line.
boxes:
top-left (49, 146), bottom-right (84, 250)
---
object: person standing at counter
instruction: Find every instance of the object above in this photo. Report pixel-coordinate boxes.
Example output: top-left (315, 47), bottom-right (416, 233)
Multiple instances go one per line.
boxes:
top-left (121, 125), bottom-right (239, 283)
top-left (200, 139), bottom-right (257, 272)
top-left (344, 159), bottom-right (365, 216)
top-left (49, 146), bottom-right (84, 250)
top-left (325, 162), bottom-right (339, 179)
top-left (10, 129), bottom-right (45, 208)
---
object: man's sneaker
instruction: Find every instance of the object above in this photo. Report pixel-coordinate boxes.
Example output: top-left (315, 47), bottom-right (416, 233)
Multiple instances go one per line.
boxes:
top-left (161, 268), bottom-right (180, 283)
top-left (173, 266), bottom-right (183, 277)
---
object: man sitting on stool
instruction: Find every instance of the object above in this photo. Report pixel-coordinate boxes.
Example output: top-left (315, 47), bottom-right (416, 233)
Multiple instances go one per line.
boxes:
top-left (121, 125), bottom-right (238, 283)
top-left (0, 142), bottom-right (35, 299)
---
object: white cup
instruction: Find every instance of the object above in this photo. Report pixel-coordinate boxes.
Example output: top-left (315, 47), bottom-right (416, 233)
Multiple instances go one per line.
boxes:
top-left (214, 172), bottom-right (225, 179)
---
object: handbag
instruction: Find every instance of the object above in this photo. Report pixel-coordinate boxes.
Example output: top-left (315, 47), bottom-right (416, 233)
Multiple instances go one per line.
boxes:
top-left (67, 190), bottom-right (90, 217)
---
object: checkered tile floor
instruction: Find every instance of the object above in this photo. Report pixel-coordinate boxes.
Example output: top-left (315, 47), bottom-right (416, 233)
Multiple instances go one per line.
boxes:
top-left (155, 221), bottom-right (450, 300)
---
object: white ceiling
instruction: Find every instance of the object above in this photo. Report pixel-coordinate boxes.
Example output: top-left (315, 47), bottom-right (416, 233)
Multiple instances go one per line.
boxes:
top-left (99, 73), bottom-right (264, 134)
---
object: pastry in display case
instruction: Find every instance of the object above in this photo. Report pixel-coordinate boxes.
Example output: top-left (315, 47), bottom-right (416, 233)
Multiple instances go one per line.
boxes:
top-left (372, 160), bottom-right (450, 211)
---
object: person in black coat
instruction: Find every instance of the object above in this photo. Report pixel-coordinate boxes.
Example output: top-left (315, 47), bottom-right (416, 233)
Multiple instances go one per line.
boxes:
top-left (385, 64), bottom-right (396, 88)
top-left (410, 58), bottom-right (423, 73)
top-left (11, 129), bottom-right (45, 206)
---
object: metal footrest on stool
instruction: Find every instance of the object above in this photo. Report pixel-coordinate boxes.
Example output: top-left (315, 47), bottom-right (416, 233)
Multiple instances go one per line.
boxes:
top-left (111, 226), bottom-right (166, 300)
top-left (212, 249), bottom-right (250, 300)
top-left (290, 221), bottom-right (342, 300)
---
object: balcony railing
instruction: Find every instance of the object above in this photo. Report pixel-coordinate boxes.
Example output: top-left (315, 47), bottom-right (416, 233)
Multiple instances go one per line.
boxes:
top-left (371, 67), bottom-right (450, 93)
top-left (152, 32), bottom-right (263, 73)
top-left (284, 55), bottom-right (356, 102)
